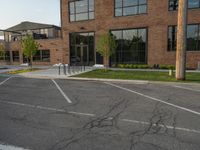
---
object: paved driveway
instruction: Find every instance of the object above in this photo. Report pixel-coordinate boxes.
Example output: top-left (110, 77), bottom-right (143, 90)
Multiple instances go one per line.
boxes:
top-left (0, 76), bottom-right (200, 150)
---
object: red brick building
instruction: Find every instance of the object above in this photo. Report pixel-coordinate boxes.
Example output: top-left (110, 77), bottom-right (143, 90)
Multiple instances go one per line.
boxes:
top-left (61, 0), bottom-right (200, 69)
top-left (1, 0), bottom-right (200, 69)
top-left (0, 22), bottom-right (63, 65)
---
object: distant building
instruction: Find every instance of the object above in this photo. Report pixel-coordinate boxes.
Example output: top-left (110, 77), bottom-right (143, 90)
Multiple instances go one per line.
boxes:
top-left (0, 21), bottom-right (63, 65)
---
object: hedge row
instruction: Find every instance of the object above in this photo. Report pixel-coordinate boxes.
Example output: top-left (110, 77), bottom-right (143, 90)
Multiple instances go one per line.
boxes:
top-left (116, 64), bottom-right (175, 70)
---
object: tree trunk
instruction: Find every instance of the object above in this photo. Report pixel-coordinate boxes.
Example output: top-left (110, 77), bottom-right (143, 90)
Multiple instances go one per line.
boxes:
top-left (104, 51), bottom-right (109, 71)
top-left (30, 55), bottom-right (33, 70)
top-left (176, 0), bottom-right (188, 80)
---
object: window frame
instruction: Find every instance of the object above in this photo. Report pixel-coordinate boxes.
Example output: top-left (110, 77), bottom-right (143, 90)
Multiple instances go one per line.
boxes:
top-left (114, 0), bottom-right (148, 17)
top-left (12, 51), bottom-right (20, 62)
top-left (68, 0), bottom-right (95, 22)
top-left (188, 0), bottom-right (200, 9)
top-left (169, 0), bottom-right (200, 11)
top-left (167, 25), bottom-right (177, 51)
top-left (167, 24), bottom-right (200, 52)
top-left (33, 50), bottom-right (50, 62)
top-left (69, 31), bottom-right (95, 65)
top-left (168, 0), bottom-right (178, 11)
top-left (110, 27), bottom-right (148, 65)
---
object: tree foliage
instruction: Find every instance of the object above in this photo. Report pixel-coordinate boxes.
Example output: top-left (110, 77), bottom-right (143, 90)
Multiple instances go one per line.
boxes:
top-left (0, 43), bottom-right (5, 58)
top-left (96, 32), bottom-right (117, 69)
top-left (21, 35), bottom-right (39, 67)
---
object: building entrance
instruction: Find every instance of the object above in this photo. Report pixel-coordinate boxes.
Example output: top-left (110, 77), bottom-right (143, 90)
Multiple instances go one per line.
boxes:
top-left (75, 44), bottom-right (89, 66)
top-left (70, 32), bottom-right (95, 66)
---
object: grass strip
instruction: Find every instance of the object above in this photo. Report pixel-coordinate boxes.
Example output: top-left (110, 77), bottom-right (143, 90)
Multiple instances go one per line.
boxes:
top-left (74, 69), bottom-right (200, 83)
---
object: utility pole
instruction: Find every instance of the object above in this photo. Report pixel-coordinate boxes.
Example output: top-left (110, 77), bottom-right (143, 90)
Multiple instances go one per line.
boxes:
top-left (176, 0), bottom-right (188, 80)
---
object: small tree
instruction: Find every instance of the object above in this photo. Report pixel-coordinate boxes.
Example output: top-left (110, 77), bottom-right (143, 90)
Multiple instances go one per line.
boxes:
top-left (21, 35), bottom-right (39, 69)
top-left (97, 32), bottom-right (117, 70)
top-left (0, 43), bottom-right (5, 60)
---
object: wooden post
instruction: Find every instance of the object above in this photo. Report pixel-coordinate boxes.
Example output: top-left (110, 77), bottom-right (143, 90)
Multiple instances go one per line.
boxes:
top-left (176, 0), bottom-right (188, 80)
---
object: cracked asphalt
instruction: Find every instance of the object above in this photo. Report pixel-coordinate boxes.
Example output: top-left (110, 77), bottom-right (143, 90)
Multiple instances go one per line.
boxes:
top-left (0, 76), bottom-right (200, 150)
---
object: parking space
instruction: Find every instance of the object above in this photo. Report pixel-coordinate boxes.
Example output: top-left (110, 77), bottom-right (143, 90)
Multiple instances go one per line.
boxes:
top-left (111, 82), bottom-right (200, 112)
top-left (0, 76), bottom-right (8, 82)
top-left (0, 76), bottom-right (200, 150)
top-left (0, 77), bottom-right (72, 109)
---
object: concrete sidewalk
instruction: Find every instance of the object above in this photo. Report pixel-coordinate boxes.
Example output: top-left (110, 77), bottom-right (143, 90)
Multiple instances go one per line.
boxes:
top-left (0, 66), bottom-right (24, 74)
top-left (1, 65), bottom-right (200, 85)
top-left (19, 66), bottom-right (93, 78)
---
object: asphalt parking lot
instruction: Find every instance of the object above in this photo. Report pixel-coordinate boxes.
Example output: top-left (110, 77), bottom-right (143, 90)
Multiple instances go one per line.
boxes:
top-left (0, 76), bottom-right (200, 150)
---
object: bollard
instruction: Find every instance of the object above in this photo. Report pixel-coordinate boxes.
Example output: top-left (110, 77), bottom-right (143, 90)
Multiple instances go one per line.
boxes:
top-left (72, 65), bottom-right (74, 74)
top-left (63, 64), bottom-right (66, 75)
top-left (169, 69), bottom-right (173, 76)
top-left (68, 65), bottom-right (70, 75)
top-left (58, 65), bottom-right (61, 75)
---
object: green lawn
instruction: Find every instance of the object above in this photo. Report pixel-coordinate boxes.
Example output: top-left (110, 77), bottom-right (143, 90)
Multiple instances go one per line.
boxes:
top-left (73, 69), bottom-right (200, 83)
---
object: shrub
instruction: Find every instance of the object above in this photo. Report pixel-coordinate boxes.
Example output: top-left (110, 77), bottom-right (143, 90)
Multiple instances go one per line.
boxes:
top-left (117, 64), bottom-right (150, 69)
top-left (159, 65), bottom-right (175, 70)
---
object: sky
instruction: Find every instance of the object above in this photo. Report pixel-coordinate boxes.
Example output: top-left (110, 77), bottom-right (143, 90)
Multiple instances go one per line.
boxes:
top-left (0, 0), bottom-right (60, 30)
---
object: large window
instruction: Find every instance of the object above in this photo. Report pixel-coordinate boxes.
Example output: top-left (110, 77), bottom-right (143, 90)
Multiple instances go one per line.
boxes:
top-left (169, 0), bottom-right (178, 10)
top-left (33, 50), bottom-right (50, 62)
top-left (69, 32), bottom-right (95, 65)
top-left (12, 51), bottom-right (20, 62)
top-left (188, 0), bottom-right (200, 8)
top-left (168, 24), bottom-right (200, 51)
top-left (168, 26), bottom-right (177, 51)
top-left (115, 0), bottom-right (147, 17)
top-left (169, 0), bottom-right (200, 10)
top-left (0, 51), bottom-right (10, 62)
top-left (111, 28), bottom-right (147, 65)
top-left (69, 0), bottom-right (94, 22)
top-left (187, 25), bottom-right (199, 51)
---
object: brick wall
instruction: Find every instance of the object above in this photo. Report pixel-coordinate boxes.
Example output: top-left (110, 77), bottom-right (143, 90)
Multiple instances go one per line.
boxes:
top-left (0, 38), bottom-right (63, 65)
top-left (61, 0), bottom-right (200, 69)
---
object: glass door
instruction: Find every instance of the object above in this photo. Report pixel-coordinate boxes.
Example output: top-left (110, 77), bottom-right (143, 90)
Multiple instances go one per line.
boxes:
top-left (75, 45), bottom-right (89, 65)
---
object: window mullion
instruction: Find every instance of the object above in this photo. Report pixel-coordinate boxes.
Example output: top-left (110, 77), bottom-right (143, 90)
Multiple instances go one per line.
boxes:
top-left (198, 25), bottom-right (200, 50)
top-left (40, 50), bottom-right (42, 61)
top-left (199, 0), bottom-right (200, 8)
top-left (122, 0), bottom-right (124, 16)
top-left (88, 0), bottom-right (89, 19)
top-left (74, 2), bottom-right (76, 21)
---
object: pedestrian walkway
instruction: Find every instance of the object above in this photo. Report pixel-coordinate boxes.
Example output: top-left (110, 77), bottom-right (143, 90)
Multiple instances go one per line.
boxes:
top-left (0, 66), bottom-right (24, 74)
top-left (19, 65), bottom-right (93, 78)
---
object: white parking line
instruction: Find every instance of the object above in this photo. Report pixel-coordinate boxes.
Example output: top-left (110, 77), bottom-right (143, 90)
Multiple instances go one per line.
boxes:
top-left (0, 100), bottom-right (93, 117)
top-left (0, 77), bottom-right (13, 86)
top-left (68, 111), bottom-right (95, 117)
top-left (0, 143), bottom-right (29, 150)
top-left (121, 119), bottom-right (200, 134)
top-left (105, 82), bottom-right (200, 116)
top-left (0, 100), bottom-right (199, 134)
top-left (173, 85), bottom-right (200, 92)
top-left (51, 79), bottom-right (72, 104)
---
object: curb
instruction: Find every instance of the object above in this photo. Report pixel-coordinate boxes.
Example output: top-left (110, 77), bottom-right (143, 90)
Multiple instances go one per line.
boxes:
top-left (63, 77), bottom-right (200, 86)
top-left (68, 77), bottom-right (149, 84)
top-left (3, 73), bottom-right (200, 86)
top-left (1, 72), bottom-right (200, 86)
